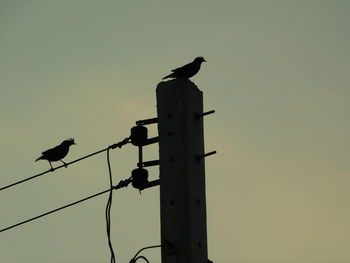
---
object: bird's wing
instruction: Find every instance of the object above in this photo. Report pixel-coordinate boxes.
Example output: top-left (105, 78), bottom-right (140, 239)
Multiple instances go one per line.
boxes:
top-left (171, 61), bottom-right (193, 73)
top-left (41, 145), bottom-right (59, 155)
top-left (41, 149), bottom-right (50, 155)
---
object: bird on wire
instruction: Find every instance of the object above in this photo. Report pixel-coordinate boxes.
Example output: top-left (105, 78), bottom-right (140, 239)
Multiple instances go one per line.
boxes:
top-left (162, 56), bottom-right (206, 80)
top-left (35, 138), bottom-right (76, 170)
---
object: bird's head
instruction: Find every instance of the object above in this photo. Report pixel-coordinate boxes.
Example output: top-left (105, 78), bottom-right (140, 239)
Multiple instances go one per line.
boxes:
top-left (194, 57), bottom-right (206, 63)
top-left (61, 138), bottom-right (76, 147)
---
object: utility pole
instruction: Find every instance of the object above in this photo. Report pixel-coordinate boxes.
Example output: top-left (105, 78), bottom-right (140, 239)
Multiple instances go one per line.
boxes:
top-left (157, 79), bottom-right (210, 263)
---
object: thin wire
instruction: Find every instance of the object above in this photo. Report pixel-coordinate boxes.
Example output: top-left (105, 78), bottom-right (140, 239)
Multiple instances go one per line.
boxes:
top-left (130, 245), bottom-right (162, 263)
top-left (133, 245), bottom-right (162, 259)
top-left (0, 178), bottom-right (132, 233)
top-left (0, 137), bottom-right (130, 192)
top-left (106, 147), bottom-right (116, 263)
top-left (134, 256), bottom-right (151, 263)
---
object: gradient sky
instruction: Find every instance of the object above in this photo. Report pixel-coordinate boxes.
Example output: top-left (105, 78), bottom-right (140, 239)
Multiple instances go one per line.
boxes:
top-left (1, 1), bottom-right (350, 263)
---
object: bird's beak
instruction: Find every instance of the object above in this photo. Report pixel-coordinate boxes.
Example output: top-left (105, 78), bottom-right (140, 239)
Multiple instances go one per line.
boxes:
top-left (203, 59), bottom-right (207, 62)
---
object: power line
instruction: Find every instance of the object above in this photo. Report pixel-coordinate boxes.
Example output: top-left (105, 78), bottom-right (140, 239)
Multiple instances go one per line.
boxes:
top-left (106, 148), bottom-right (116, 263)
top-left (134, 256), bottom-right (151, 263)
top-left (0, 137), bottom-right (130, 192)
top-left (0, 178), bottom-right (132, 233)
top-left (132, 245), bottom-right (163, 259)
top-left (130, 244), bottom-right (163, 263)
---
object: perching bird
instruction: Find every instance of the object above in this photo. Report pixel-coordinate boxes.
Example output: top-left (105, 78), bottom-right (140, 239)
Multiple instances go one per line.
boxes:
top-left (35, 138), bottom-right (76, 170)
top-left (162, 57), bottom-right (206, 79)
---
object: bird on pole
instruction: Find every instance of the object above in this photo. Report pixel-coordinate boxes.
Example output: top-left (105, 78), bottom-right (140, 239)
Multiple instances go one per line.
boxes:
top-left (35, 138), bottom-right (76, 170)
top-left (162, 57), bottom-right (206, 79)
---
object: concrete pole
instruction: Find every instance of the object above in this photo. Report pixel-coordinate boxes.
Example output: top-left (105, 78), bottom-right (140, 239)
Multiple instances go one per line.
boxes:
top-left (156, 79), bottom-right (208, 263)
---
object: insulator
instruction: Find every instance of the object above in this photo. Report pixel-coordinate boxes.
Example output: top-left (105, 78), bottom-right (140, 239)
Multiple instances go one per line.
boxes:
top-left (131, 168), bottom-right (149, 190)
top-left (130, 125), bottom-right (148, 146)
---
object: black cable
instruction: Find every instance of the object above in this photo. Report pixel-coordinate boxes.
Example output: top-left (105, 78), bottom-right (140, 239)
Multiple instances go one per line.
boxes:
top-left (134, 256), bottom-right (150, 263)
top-left (132, 244), bottom-right (162, 259)
top-left (130, 244), bottom-right (162, 263)
top-left (0, 178), bottom-right (132, 233)
top-left (0, 137), bottom-right (130, 192)
top-left (106, 147), bottom-right (116, 263)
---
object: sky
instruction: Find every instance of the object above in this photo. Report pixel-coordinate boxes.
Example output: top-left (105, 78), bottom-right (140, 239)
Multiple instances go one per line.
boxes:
top-left (0, 1), bottom-right (350, 263)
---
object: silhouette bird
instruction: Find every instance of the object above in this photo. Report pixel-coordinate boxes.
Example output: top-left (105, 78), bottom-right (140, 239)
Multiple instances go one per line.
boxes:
top-left (162, 57), bottom-right (206, 79)
top-left (35, 138), bottom-right (76, 170)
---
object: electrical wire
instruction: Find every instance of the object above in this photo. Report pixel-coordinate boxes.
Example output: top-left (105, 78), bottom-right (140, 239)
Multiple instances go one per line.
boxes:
top-left (132, 244), bottom-right (162, 259)
top-left (130, 244), bottom-right (162, 263)
top-left (134, 256), bottom-right (150, 263)
top-left (0, 137), bottom-right (130, 192)
top-left (0, 178), bottom-right (132, 233)
top-left (106, 147), bottom-right (116, 263)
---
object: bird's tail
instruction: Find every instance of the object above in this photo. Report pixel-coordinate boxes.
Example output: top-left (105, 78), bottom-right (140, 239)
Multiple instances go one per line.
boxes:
top-left (35, 156), bottom-right (43, 162)
top-left (162, 73), bottom-right (175, 80)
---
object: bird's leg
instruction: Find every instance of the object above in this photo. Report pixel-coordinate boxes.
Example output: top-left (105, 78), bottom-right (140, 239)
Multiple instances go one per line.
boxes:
top-left (60, 160), bottom-right (68, 168)
top-left (49, 161), bottom-right (54, 172)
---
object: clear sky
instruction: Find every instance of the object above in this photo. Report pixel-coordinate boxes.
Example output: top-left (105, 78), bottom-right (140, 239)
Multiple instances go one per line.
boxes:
top-left (1, 1), bottom-right (350, 263)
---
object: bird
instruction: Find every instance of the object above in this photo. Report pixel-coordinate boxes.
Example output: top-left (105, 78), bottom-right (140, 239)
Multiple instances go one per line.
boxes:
top-left (162, 57), bottom-right (206, 80)
top-left (35, 138), bottom-right (76, 170)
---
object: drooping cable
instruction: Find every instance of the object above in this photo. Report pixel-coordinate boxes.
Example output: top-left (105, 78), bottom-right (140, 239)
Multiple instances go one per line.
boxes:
top-left (129, 244), bottom-right (162, 263)
top-left (132, 244), bottom-right (162, 259)
top-left (134, 256), bottom-right (150, 263)
top-left (106, 147), bottom-right (116, 263)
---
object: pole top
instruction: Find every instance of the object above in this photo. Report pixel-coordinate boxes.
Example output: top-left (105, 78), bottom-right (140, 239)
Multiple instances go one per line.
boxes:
top-left (157, 78), bottom-right (202, 93)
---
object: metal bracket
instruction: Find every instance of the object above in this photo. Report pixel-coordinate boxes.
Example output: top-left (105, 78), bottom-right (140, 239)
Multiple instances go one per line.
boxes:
top-left (141, 179), bottom-right (160, 190)
top-left (138, 160), bottom-right (160, 168)
top-left (195, 110), bottom-right (215, 120)
top-left (195, 151), bottom-right (217, 161)
top-left (136, 117), bottom-right (158, 126)
top-left (143, 136), bottom-right (159, 146)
